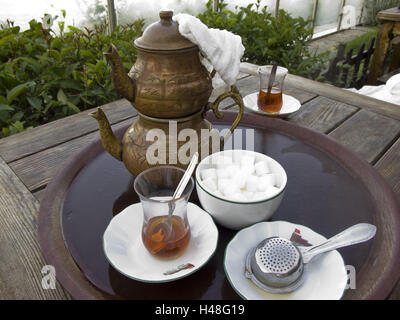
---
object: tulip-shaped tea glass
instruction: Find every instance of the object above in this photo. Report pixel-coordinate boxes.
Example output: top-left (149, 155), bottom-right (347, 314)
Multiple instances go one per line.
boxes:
top-left (258, 65), bottom-right (288, 113)
top-left (134, 166), bottom-right (193, 259)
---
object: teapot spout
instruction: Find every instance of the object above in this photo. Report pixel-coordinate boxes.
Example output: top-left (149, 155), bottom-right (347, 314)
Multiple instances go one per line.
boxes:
top-left (89, 107), bottom-right (122, 161)
top-left (104, 44), bottom-right (136, 102)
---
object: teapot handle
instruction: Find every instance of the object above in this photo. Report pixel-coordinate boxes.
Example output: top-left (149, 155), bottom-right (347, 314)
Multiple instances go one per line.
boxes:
top-left (207, 85), bottom-right (244, 147)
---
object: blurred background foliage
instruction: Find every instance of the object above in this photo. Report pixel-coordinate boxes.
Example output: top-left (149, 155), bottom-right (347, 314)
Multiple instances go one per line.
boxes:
top-left (0, 11), bottom-right (143, 137)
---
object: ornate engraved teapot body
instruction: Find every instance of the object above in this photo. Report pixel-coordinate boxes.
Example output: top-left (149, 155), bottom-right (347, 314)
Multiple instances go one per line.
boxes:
top-left (90, 10), bottom-right (244, 176)
top-left (104, 11), bottom-right (212, 119)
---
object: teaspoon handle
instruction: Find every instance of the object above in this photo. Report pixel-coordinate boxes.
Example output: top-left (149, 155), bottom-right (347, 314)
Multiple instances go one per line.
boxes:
top-left (301, 223), bottom-right (376, 264)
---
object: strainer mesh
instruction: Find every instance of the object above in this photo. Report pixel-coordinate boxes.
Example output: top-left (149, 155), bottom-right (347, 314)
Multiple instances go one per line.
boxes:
top-left (255, 238), bottom-right (300, 274)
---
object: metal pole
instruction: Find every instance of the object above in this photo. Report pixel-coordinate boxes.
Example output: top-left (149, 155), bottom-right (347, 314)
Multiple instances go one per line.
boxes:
top-left (311, 0), bottom-right (319, 31)
top-left (275, 0), bottom-right (280, 17)
top-left (358, 0), bottom-right (365, 25)
top-left (107, 0), bottom-right (117, 34)
top-left (337, 0), bottom-right (346, 31)
top-left (213, 0), bottom-right (219, 12)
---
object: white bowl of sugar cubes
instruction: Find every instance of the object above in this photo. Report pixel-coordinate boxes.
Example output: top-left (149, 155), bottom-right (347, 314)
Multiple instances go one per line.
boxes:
top-left (195, 150), bottom-right (287, 230)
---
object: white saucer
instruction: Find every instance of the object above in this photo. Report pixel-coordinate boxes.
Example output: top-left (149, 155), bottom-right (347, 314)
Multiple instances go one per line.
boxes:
top-left (224, 221), bottom-right (348, 300)
top-left (243, 92), bottom-right (301, 117)
top-left (103, 202), bottom-right (218, 283)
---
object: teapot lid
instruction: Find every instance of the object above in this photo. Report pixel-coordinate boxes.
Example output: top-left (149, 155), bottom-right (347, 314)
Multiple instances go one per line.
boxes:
top-left (134, 11), bottom-right (196, 51)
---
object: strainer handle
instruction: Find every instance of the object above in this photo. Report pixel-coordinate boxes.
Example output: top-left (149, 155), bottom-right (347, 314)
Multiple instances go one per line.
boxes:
top-left (301, 223), bottom-right (376, 264)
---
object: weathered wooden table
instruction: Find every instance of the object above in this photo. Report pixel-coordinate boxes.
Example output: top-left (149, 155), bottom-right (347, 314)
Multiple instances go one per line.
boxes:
top-left (0, 63), bottom-right (399, 300)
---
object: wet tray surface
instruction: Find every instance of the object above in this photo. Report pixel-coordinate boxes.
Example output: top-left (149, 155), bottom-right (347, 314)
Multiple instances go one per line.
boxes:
top-left (39, 112), bottom-right (400, 300)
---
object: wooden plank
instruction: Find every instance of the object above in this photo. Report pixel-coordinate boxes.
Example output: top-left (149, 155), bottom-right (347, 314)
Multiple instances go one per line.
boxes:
top-left (375, 137), bottom-right (400, 196)
top-left (9, 118), bottom-right (135, 192)
top-left (329, 109), bottom-right (400, 163)
top-left (377, 7), bottom-right (400, 22)
top-left (33, 188), bottom-right (46, 203)
top-left (287, 96), bottom-right (358, 133)
top-left (0, 99), bottom-right (135, 163)
top-left (0, 156), bottom-right (71, 299)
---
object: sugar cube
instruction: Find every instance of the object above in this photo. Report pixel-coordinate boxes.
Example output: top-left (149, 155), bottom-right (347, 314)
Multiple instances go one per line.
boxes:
top-left (226, 164), bottom-right (240, 178)
top-left (245, 175), bottom-right (259, 192)
top-left (227, 192), bottom-right (248, 202)
top-left (257, 176), bottom-right (271, 191)
top-left (240, 155), bottom-right (255, 168)
top-left (232, 170), bottom-right (248, 189)
top-left (265, 186), bottom-right (280, 198)
top-left (254, 161), bottom-right (270, 176)
top-left (253, 192), bottom-right (268, 201)
top-left (260, 173), bottom-right (276, 187)
top-left (241, 164), bottom-right (255, 176)
top-left (213, 155), bottom-right (233, 168)
top-left (217, 168), bottom-right (231, 179)
top-left (201, 168), bottom-right (217, 180)
top-left (232, 151), bottom-right (243, 164)
top-left (221, 183), bottom-right (240, 196)
top-left (217, 178), bottom-right (230, 191)
top-left (202, 177), bottom-right (217, 192)
top-left (242, 191), bottom-right (254, 200)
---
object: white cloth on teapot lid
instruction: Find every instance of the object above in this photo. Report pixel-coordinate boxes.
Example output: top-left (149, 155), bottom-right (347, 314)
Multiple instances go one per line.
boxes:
top-left (173, 13), bottom-right (245, 86)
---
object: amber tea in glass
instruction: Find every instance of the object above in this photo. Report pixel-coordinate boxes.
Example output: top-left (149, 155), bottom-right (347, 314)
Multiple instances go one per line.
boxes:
top-left (258, 65), bottom-right (288, 114)
top-left (142, 215), bottom-right (190, 259)
top-left (258, 87), bottom-right (283, 113)
top-left (134, 166), bottom-right (193, 259)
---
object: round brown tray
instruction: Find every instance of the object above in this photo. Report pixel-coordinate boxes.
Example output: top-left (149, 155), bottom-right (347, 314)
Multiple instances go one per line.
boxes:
top-left (38, 112), bottom-right (400, 300)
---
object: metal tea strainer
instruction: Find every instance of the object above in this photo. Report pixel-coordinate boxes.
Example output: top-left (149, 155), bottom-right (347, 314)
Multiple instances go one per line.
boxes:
top-left (245, 223), bottom-right (376, 294)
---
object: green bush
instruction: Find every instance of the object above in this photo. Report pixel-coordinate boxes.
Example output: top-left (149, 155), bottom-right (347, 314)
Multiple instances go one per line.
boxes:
top-left (198, 0), bottom-right (327, 78)
top-left (0, 12), bottom-right (143, 137)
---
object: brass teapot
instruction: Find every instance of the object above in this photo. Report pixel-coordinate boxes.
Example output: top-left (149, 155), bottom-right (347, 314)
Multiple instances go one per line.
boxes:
top-left (90, 10), bottom-right (244, 176)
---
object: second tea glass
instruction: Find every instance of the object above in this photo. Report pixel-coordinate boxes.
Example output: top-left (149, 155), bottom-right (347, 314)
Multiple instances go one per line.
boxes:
top-left (134, 166), bottom-right (193, 259)
top-left (258, 65), bottom-right (288, 113)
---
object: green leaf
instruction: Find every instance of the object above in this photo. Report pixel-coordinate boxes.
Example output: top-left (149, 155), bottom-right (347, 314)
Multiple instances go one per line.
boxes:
top-left (60, 46), bottom-right (75, 59)
top-left (12, 111), bottom-right (24, 122)
top-left (57, 88), bottom-right (68, 104)
top-left (59, 79), bottom-right (83, 90)
top-left (14, 57), bottom-right (41, 73)
top-left (58, 21), bottom-right (65, 33)
top-left (61, 9), bottom-right (66, 18)
top-left (0, 104), bottom-right (14, 112)
top-left (2, 127), bottom-right (11, 137)
top-left (6, 81), bottom-right (35, 104)
top-left (27, 97), bottom-right (42, 111)
top-left (66, 101), bottom-right (80, 113)
top-left (81, 49), bottom-right (95, 59)
top-left (48, 49), bottom-right (61, 60)
top-left (68, 26), bottom-right (83, 33)
top-left (11, 121), bottom-right (25, 132)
